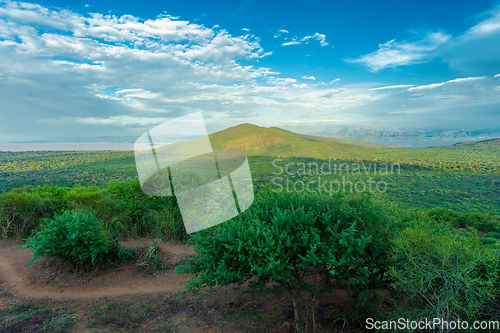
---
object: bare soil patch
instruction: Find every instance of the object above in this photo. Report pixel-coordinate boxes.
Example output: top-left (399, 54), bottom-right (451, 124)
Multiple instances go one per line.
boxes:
top-left (0, 240), bottom-right (194, 300)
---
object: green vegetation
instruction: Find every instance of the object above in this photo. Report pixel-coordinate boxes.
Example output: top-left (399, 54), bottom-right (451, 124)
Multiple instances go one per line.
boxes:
top-left (0, 180), bottom-right (186, 240)
top-left (391, 228), bottom-right (499, 322)
top-left (177, 192), bottom-right (500, 332)
top-left (210, 124), bottom-right (500, 174)
top-left (25, 210), bottom-right (135, 271)
top-left (0, 150), bottom-right (136, 192)
top-left (3, 124), bottom-right (499, 214)
top-left (1, 124), bottom-right (500, 332)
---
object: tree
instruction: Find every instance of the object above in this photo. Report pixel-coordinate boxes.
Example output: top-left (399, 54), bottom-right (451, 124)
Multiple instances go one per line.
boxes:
top-left (177, 192), bottom-right (392, 333)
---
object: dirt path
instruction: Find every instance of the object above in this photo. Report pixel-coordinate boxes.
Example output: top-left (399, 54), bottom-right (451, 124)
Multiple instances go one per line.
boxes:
top-left (0, 240), bottom-right (195, 300)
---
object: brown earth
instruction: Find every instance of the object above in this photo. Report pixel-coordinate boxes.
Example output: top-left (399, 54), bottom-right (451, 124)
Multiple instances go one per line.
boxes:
top-left (0, 240), bottom-right (194, 300)
top-left (0, 240), bottom-right (365, 332)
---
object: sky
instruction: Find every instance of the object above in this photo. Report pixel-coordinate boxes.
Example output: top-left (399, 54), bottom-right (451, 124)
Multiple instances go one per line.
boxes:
top-left (0, 0), bottom-right (499, 142)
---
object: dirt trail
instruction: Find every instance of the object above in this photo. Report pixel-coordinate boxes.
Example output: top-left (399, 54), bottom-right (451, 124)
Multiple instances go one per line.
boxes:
top-left (0, 241), bottom-right (195, 300)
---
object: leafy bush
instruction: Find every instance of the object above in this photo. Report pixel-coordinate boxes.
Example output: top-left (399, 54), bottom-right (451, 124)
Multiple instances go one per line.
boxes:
top-left (0, 187), bottom-right (61, 238)
top-left (427, 207), bottom-right (459, 226)
top-left (0, 180), bottom-right (188, 242)
top-left (106, 180), bottom-right (186, 240)
top-left (455, 210), bottom-right (500, 232)
top-left (26, 210), bottom-right (134, 271)
top-left (136, 240), bottom-right (166, 274)
top-left (178, 192), bottom-right (394, 333)
top-left (390, 227), bottom-right (499, 323)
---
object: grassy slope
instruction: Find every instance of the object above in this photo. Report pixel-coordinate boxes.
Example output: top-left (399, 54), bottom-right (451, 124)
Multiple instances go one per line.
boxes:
top-left (209, 124), bottom-right (500, 213)
top-left (210, 124), bottom-right (500, 171)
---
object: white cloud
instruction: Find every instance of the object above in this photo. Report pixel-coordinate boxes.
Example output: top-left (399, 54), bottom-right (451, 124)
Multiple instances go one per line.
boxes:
top-left (0, 1), bottom-right (296, 141)
top-left (407, 77), bottom-right (485, 91)
top-left (116, 88), bottom-right (161, 99)
top-left (465, 8), bottom-right (500, 37)
top-left (300, 32), bottom-right (328, 47)
top-left (282, 119), bottom-right (345, 123)
top-left (494, 74), bottom-right (500, 77)
top-left (280, 31), bottom-right (329, 47)
top-left (0, 1), bottom-right (498, 142)
top-left (348, 32), bottom-right (450, 71)
top-left (282, 40), bottom-right (300, 46)
top-left (302, 75), bottom-right (316, 80)
top-left (370, 84), bottom-right (413, 91)
top-left (274, 29), bottom-right (289, 38)
top-left (75, 116), bottom-right (170, 126)
top-left (350, 7), bottom-right (500, 76)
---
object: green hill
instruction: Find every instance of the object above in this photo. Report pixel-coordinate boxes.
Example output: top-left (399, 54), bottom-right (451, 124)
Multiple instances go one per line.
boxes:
top-left (209, 123), bottom-right (499, 168)
top-left (207, 123), bottom-right (500, 175)
top-left (209, 123), bottom-right (374, 159)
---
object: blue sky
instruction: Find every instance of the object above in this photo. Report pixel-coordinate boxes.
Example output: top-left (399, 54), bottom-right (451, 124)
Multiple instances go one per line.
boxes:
top-left (0, 0), bottom-right (499, 142)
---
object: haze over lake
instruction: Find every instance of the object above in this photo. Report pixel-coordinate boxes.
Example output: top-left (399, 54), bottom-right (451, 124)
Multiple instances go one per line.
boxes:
top-left (0, 143), bottom-right (135, 152)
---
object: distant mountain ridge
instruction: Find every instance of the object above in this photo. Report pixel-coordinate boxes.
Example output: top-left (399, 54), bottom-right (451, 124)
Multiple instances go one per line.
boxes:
top-left (321, 127), bottom-right (500, 139)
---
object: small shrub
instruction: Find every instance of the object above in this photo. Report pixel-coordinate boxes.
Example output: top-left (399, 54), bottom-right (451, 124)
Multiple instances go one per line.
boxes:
top-left (456, 211), bottom-right (500, 232)
top-left (25, 210), bottom-right (134, 271)
top-left (427, 207), bottom-right (458, 226)
top-left (136, 240), bottom-right (166, 274)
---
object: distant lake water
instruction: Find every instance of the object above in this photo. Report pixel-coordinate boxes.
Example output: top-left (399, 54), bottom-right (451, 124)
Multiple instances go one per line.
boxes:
top-left (0, 143), bottom-right (135, 152)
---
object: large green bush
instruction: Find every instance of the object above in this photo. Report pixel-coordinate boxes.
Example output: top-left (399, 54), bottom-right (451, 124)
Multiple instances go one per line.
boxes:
top-left (26, 210), bottom-right (134, 271)
top-left (178, 192), bottom-right (394, 333)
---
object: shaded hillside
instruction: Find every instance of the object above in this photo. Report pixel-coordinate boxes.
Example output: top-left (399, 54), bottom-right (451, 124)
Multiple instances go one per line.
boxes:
top-left (375, 137), bottom-right (500, 165)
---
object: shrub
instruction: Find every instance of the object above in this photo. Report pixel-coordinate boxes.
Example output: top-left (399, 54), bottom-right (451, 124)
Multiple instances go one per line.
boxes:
top-left (427, 207), bottom-right (459, 225)
top-left (0, 189), bottom-right (55, 239)
top-left (136, 240), bottom-right (166, 274)
top-left (0, 181), bottom-right (189, 242)
top-left (106, 180), bottom-right (186, 240)
top-left (455, 211), bottom-right (500, 232)
top-left (26, 210), bottom-right (134, 271)
top-left (390, 228), bottom-right (499, 323)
